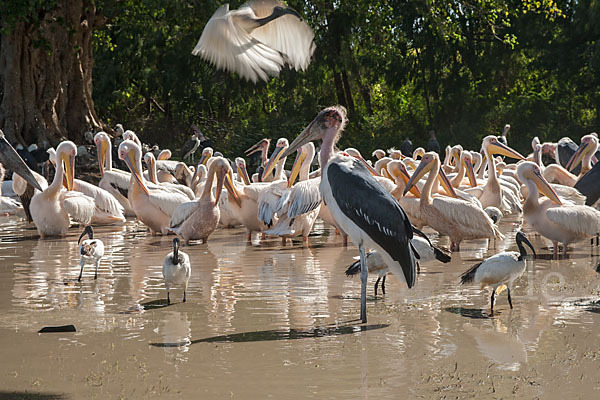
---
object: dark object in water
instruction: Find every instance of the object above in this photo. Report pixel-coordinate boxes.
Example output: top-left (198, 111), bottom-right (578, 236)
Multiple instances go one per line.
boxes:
top-left (38, 325), bottom-right (76, 333)
top-left (596, 261), bottom-right (600, 274)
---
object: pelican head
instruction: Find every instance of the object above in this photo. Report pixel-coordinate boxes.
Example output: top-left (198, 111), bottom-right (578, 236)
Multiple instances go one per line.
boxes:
top-left (372, 149), bottom-right (386, 160)
top-left (118, 139), bottom-right (149, 195)
top-left (157, 149), bottom-right (171, 160)
top-left (0, 130), bottom-right (43, 191)
top-left (144, 152), bottom-right (158, 183)
top-left (374, 157), bottom-right (393, 179)
top-left (482, 135), bottom-right (524, 159)
top-left (235, 157), bottom-right (251, 185)
top-left (114, 124), bottom-right (124, 136)
top-left (261, 138), bottom-right (289, 180)
top-left (412, 147), bottom-right (425, 160)
top-left (57, 141), bottom-right (77, 191)
top-left (199, 147), bottom-right (213, 165)
top-left (541, 142), bottom-right (556, 155)
top-left (450, 145), bottom-right (463, 165)
top-left (288, 142), bottom-right (314, 188)
top-left (209, 157), bottom-right (232, 205)
top-left (94, 132), bottom-right (111, 176)
top-left (460, 151), bottom-right (477, 187)
top-left (531, 136), bottom-right (540, 151)
top-left (403, 152), bottom-right (438, 196)
top-left (387, 160), bottom-right (421, 197)
top-left (567, 134), bottom-right (598, 171)
top-left (516, 161), bottom-right (562, 205)
top-left (282, 106), bottom-right (348, 159)
top-left (389, 149), bottom-right (404, 160)
top-left (245, 138), bottom-right (271, 156)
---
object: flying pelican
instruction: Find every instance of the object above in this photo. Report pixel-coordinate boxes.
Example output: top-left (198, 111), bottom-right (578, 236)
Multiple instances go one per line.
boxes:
top-left (95, 132), bottom-right (136, 217)
top-left (345, 231), bottom-right (451, 296)
top-left (162, 238), bottom-right (191, 304)
top-left (192, 0), bottom-right (315, 83)
top-left (460, 231), bottom-right (535, 316)
top-left (47, 148), bottom-right (125, 225)
top-left (404, 152), bottom-right (503, 251)
top-left (280, 106), bottom-right (417, 323)
top-left (77, 226), bottom-right (104, 281)
top-left (30, 141), bottom-right (96, 237)
top-left (169, 157), bottom-right (231, 244)
top-left (264, 142), bottom-right (321, 244)
top-left (517, 161), bottom-right (600, 257)
top-left (118, 140), bottom-right (190, 235)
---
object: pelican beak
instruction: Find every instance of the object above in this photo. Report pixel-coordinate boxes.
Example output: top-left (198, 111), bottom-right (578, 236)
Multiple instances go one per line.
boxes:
top-left (354, 155), bottom-right (380, 177)
top-left (438, 167), bottom-right (458, 198)
top-left (214, 168), bottom-right (227, 206)
top-left (403, 157), bottom-right (432, 196)
top-left (262, 145), bottom-right (286, 181)
top-left (0, 133), bottom-right (43, 191)
top-left (61, 153), bottom-right (75, 191)
top-left (533, 168), bottom-right (562, 205)
top-left (566, 141), bottom-right (589, 172)
top-left (464, 158), bottom-right (477, 187)
top-left (96, 139), bottom-right (108, 176)
top-left (199, 152), bottom-right (211, 166)
top-left (489, 141), bottom-right (525, 160)
top-left (237, 163), bottom-right (251, 185)
top-left (398, 166), bottom-right (421, 198)
top-left (124, 149), bottom-right (149, 195)
top-left (245, 139), bottom-right (269, 156)
top-left (288, 148), bottom-right (306, 188)
top-left (224, 171), bottom-right (242, 207)
top-left (533, 145), bottom-right (542, 166)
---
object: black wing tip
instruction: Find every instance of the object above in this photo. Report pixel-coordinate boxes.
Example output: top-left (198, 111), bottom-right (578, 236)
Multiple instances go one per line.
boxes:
top-left (460, 261), bottom-right (482, 285)
top-left (345, 260), bottom-right (360, 277)
top-left (434, 247), bottom-right (452, 263)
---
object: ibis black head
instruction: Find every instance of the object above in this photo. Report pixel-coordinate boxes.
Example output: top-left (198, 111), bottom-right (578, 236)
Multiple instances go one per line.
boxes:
top-left (172, 238), bottom-right (181, 264)
top-left (78, 226), bottom-right (94, 244)
top-left (515, 231), bottom-right (536, 260)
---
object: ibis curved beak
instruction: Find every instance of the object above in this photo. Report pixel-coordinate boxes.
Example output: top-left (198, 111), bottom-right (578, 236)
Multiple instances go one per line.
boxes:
top-left (438, 167), bottom-right (458, 198)
top-left (96, 139), bottom-right (108, 176)
top-left (288, 148), bottom-right (306, 188)
top-left (262, 145), bottom-right (286, 181)
top-left (404, 157), bottom-right (432, 196)
top-left (123, 149), bottom-right (149, 195)
top-left (566, 141), bottom-right (589, 172)
top-left (0, 132), bottom-right (43, 191)
top-left (464, 158), bottom-right (477, 187)
top-left (237, 163), bottom-right (251, 186)
top-left (224, 171), bottom-right (242, 207)
top-left (532, 168), bottom-right (562, 205)
top-left (214, 168), bottom-right (227, 206)
top-left (516, 231), bottom-right (537, 259)
top-left (489, 141), bottom-right (525, 160)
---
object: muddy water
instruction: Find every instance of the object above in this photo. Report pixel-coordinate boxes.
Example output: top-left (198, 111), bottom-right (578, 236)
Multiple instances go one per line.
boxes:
top-left (0, 215), bottom-right (600, 399)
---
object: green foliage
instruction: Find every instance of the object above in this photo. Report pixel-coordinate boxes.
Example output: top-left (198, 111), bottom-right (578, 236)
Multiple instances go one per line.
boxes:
top-left (0, 0), bottom-right (58, 34)
top-left (90, 0), bottom-right (600, 159)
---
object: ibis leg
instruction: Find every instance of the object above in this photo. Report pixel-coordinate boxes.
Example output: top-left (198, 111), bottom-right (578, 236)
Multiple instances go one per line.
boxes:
top-left (490, 288), bottom-right (496, 316)
top-left (374, 276), bottom-right (381, 297)
top-left (167, 288), bottom-right (171, 305)
top-left (359, 245), bottom-right (368, 323)
top-left (94, 259), bottom-right (100, 280)
top-left (78, 259), bottom-right (84, 282)
top-left (381, 275), bottom-right (386, 295)
top-left (507, 287), bottom-right (513, 309)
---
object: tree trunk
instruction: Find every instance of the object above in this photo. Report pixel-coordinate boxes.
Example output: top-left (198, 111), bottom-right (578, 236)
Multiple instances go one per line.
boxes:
top-left (341, 70), bottom-right (355, 114)
top-left (333, 72), bottom-right (347, 109)
top-left (0, 0), bottom-right (105, 146)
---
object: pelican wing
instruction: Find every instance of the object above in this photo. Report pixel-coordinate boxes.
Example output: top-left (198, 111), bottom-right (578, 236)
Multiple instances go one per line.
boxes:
top-left (248, 0), bottom-right (315, 71)
top-left (73, 179), bottom-right (125, 218)
top-left (61, 191), bottom-right (95, 225)
top-left (430, 196), bottom-right (500, 238)
top-left (169, 200), bottom-right (199, 229)
top-left (192, 4), bottom-right (284, 83)
top-left (155, 160), bottom-right (179, 174)
top-left (284, 177), bottom-right (322, 219)
top-left (147, 189), bottom-right (190, 218)
top-left (257, 183), bottom-right (286, 226)
top-left (100, 170), bottom-right (130, 198)
top-left (546, 205), bottom-right (600, 235)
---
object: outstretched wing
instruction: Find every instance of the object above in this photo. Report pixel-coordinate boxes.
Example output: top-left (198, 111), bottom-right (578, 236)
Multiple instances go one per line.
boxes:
top-left (283, 177), bottom-right (322, 219)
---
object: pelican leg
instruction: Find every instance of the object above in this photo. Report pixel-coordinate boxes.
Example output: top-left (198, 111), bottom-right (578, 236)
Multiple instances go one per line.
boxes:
top-left (562, 242), bottom-right (568, 257)
top-left (78, 259), bottom-right (85, 282)
top-left (490, 288), bottom-right (496, 316)
top-left (507, 287), bottom-right (513, 309)
top-left (247, 232), bottom-right (252, 242)
top-left (552, 241), bottom-right (559, 259)
top-left (374, 276), bottom-right (381, 297)
top-left (381, 275), bottom-right (386, 295)
top-left (359, 245), bottom-right (368, 323)
top-left (343, 235), bottom-right (348, 247)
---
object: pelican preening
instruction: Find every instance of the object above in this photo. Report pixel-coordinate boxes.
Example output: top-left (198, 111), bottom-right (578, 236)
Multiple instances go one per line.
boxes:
top-left (192, 0), bottom-right (315, 83)
top-left (162, 238), bottom-right (191, 304)
top-left (77, 226), bottom-right (104, 281)
top-left (460, 231), bottom-right (536, 316)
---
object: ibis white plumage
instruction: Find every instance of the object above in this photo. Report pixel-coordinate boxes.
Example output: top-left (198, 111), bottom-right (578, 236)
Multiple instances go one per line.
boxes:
top-left (162, 238), bottom-right (191, 304)
top-left (77, 226), bottom-right (105, 281)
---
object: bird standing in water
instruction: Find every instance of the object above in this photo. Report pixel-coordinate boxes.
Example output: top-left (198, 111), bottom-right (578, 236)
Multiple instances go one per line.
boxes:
top-left (162, 238), bottom-right (191, 304)
top-left (78, 226), bottom-right (104, 281)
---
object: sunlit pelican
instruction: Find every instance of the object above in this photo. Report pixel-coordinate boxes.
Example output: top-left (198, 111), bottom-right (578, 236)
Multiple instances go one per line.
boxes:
top-left (123, 130), bottom-right (142, 149)
top-left (449, 151), bottom-right (477, 189)
top-left (30, 141), bottom-right (96, 238)
top-left (246, 138), bottom-right (271, 181)
top-left (0, 164), bottom-right (22, 215)
top-left (567, 134), bottom-right (599, 176)
top-left (386, 160), bottom-right (425, 228)
top-left (12, 170), bottom-right (48, 222)
top-left (95, 132), bottom-right (135, 217)
top-left (47, 148), bottom-right (125, 225)
top-left (162, 238), bottom-right (191, 304)
top-left (264, 142), bottom-right (321, 244)
top-left (281, 106), bottom-right (417, 323)
top-left (169, 157), bottom-right (231, 244)
top-left (404, 152), bottom-right (503, 251)
top-left (442, 145), bottom-right (462, 174)
top-left (412, 147), bottom-right (425, 160)
top-left (460, 231), bottom-right (535, 316)
top-left (143, 152), bottom-right (195, 199)
top-left (119, 140), bottom-right (189, 235)
top-left (77, 226), bottom-right (104, 281)
top-left (157, 149), bottom-right (172, 160)
top-left (518, 161), bottom-right (600, 257)
top-left (260, 138), bottom-right (289, 182)
top-left (372, 149), bottom-right (386, 160)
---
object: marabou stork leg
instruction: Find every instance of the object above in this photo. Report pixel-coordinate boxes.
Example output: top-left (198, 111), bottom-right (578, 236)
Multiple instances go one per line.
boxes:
top-left (507, 287), bottom-right (513, 309)
top-left (490, 288), bottom-right (496, 316)
top-left (381, 275), bottom-right (386, 294)
top-left (359, 245), bottom-right (369, 323)
top-left (374, 276), bottom-right (381, 297)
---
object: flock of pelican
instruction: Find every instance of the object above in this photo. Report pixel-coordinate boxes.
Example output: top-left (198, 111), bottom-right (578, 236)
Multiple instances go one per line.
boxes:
top-left (2, 105), bottom-right (600, 321)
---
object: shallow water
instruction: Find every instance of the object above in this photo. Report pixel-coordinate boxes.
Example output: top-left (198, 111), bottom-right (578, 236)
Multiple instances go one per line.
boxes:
top-left (1, 215), bottom-right (600, 398)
